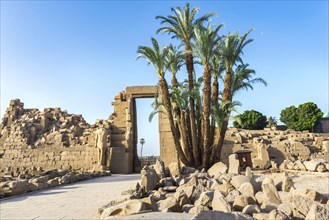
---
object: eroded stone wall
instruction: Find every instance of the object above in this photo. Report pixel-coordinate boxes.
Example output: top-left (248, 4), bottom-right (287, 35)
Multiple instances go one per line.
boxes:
top-left (0, 99), bottom-right (111, 177)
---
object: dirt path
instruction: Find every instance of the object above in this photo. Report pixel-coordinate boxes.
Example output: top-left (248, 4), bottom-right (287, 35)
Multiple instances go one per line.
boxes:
top-left (0, 174), bottom-right (140, 220)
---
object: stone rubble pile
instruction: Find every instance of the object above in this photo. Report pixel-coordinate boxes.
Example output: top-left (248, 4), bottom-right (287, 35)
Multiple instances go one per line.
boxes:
top-left (281, 158), bottom-right (329, 172)
top-left (0, 169), bottom-right (111, 198)
top-left (225, 129), bottom-right (329, 168)
top-left (99, 159), bottom-right (329, 220)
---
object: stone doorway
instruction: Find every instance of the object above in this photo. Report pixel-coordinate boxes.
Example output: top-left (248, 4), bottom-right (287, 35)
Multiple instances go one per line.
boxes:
top-left (108, 86), bottom-right (178, 174)
top-left (135, 98), bottom-right (160, 166)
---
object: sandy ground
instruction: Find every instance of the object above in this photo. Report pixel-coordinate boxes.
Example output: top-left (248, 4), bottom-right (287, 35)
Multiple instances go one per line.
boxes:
top-left (0, 174), bottom-right (140, 220)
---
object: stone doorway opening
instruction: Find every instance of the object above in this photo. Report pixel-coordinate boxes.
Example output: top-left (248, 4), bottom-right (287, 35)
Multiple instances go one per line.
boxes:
top-left (135, 98), bottom-right (160, 167)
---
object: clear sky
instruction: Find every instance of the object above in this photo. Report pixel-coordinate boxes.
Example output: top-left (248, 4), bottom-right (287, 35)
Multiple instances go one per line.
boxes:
top-left (1, 1), bottom-right (328, 156)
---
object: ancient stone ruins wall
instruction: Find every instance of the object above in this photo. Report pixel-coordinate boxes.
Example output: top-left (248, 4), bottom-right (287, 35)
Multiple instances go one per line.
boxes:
top-left (0, 99), bottom-right (112, 177)
top-left (219, 128), bottom-right (329, 167)
top-left (1, 88), bottom-right (328, 176)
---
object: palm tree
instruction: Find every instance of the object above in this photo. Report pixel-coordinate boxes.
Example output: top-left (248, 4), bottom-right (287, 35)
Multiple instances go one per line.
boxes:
top-left (156, 3), bottom-right (216, 167)
top-left (209, 55), bottom-right (225, 146)
top-left (213, 29), bottom-right (253, 163)
top-left (137, 38), bottom-right (189, 165)
top-left (231, 63), bottom-right (267, 97)
top-left (140, 138), bottom-right (145, 158)
top-left (267, 116), bottom-right (278, 129)
top-left (193, 23), bottom-right (222, 168)
top-left (165, 45), bottom-right (184, 87)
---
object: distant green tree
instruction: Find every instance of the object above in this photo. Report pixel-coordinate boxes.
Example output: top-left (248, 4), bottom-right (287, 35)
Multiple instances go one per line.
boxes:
top-left (233, 110), bottom-right (267, 130)
top-left (280, 106), bottom-right (298, 129)
top-left (281, 102), bottom-right (323, 132)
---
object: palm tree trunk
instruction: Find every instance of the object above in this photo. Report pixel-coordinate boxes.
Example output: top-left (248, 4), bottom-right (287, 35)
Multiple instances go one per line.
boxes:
top-left (159, 77), bottom-right (189, 166)
top-left (212, 70), bottom-right (232, 162)
top-left (185, 44), bottom-right (200, 168)
top-left (171, 75), bottom-right (178, 87)
top-left (210, 75), bottom-right (219, 146)
top-left (178, 110), bottom-right (194, 166)
top-left (202, 63), bottom-right (212, 169)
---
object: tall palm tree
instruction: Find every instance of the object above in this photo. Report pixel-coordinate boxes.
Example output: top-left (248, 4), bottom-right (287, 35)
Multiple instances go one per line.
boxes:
top-left (137, 38), bottom-right (189, 165)
top-left (193, 23), bottom-right (222, 168)
top-left (165, 45), bottom-right (184, 87)
top-left (213, 29), bottom-right (253, 163)
top-left (156, 4), bottom-right (216, 167)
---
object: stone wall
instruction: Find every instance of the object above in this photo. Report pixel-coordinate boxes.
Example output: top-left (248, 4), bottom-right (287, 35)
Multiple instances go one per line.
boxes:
top-left (219, 128), bottom-right (329, 167)
top-left (0, 99), bottom-right (111, 177)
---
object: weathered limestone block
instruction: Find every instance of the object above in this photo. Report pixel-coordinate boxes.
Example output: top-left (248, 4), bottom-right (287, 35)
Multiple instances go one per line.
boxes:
top-left (194, 191), bottom-right (214, 207)
top-left (268, 209), bottom-right (291, 220)
top-left (3, 180), bottom-right (28, 196)
top-left (141, 166), bottom-right (159, 192)
top-left (293, 195), bottom-right (313, 217)
top-left (233, 195), bottom-right (256, 211)
top-left (207, 162), bottom-right (227, 177)
top-left (168, 162), bottom-right (181, 177)
top-left (305, 202), bottom-right (329, 220)
top-left (153, 159), bottom-right (166, 179)
top-left (262, 182), bottom-right (282, 205)
top-left (156, 197), bottom-right (181, 212)
top-left (303, 159), bottom-right (326, 171)
top-left (228, 154), bottom-right (240, 174)
top-left (100, 200), bottom-right (147, 218)
top-left (212, 190), bottom-right (231, 212)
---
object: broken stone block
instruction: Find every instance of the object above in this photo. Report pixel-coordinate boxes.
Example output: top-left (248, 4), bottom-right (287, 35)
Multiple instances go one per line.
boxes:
top-left (207, 162), bottom-right (227, 177)
top-left (168, 162), bottom-right (181, 177)
top-left (228, 154), bottom-right (240, 174)
top-left (303, 159), bottom-right (325, 172)
top-left (194, 191), bottom-right (214, 207)
top-left (156, 197), bottom-right (181, 212)
top-left (262, 182), bottom-right (282, 205)
top-left (233, 195), bottom-right (256, 211)
top-left (305, 202), bottom-right (329, 220)
top-left (242, 204), bottom-right (261, 216)
top-left (212, 190), bottom-right (231, 212)
top-left (100, 200), bottom-right (147, 218)
top-left (268, 209), bottom-right (291, 220)
top-left (141, 166), bottom-right (159, 192)
top-left (188, 205), bottom-right (210, 214)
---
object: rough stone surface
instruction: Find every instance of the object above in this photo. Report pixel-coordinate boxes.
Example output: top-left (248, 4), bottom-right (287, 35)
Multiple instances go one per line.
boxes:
top-left (262, 182), bottom-right (282, 205)
top-left (192, 211), bottom-right (255, 220)
top-left (207, 162), bottom-right (227, 177)
top-left (212, 190), bottom-right (231, 212)
top-left (228, 154), bottom-right (240, 174)
top-left (305, 202), bottom-right (329, 220)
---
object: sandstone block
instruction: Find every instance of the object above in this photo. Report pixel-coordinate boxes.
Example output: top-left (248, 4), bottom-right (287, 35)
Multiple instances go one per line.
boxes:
top-left (242, 204), bottom-right (261, 216)
top-left (212, 190), bottom-right (231, 212)
top-left (262, 182), bottom-right (282, 205)
top-left (305, 202), bottom-right (329, 220)
top-left (228, 154), bottom-right (240, 174)
top-left (207, 162), bottom-right (227, 177)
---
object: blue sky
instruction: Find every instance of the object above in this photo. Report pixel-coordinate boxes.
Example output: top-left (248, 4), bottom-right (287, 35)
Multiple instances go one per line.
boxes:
top-left (1, 1), bottom-right (328, 156)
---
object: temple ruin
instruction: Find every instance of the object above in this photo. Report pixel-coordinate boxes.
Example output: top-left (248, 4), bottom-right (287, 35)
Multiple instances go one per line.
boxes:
top-left (0, 86), bottom-right (329, 177)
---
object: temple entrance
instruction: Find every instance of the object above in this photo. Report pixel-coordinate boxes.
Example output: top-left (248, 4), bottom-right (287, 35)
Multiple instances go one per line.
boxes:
top-left (109, 86), bottom-right (177, 174)
top-left (135, 98), bottom-right (160, 167)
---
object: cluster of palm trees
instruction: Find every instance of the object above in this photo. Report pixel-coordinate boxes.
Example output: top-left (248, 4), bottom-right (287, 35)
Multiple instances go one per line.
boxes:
top-left (137, 3), bottom-right (266, 169)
